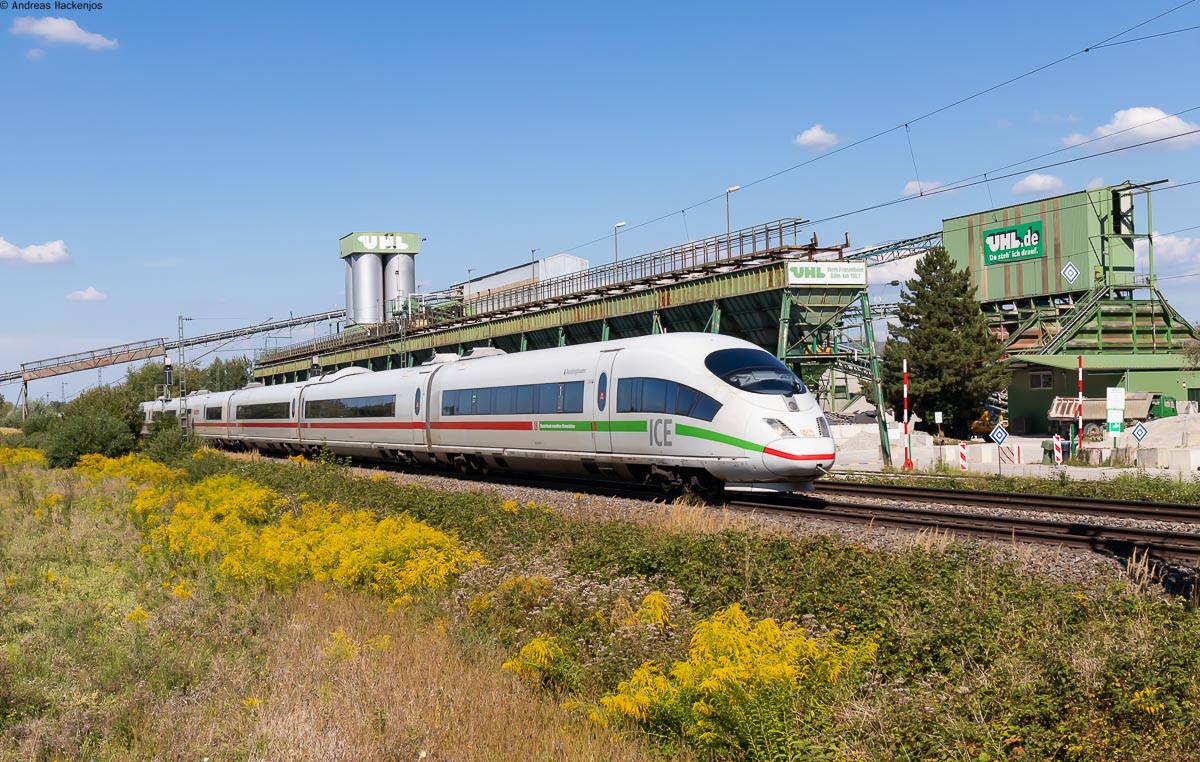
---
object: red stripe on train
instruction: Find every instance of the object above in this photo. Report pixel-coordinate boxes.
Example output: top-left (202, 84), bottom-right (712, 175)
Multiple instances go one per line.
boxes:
top-left (762, 447), bottom-right (836, 461)
top-left (302, 421), bottom-right (425, 430)
top-left (431, 421), bottom-right (534, 431)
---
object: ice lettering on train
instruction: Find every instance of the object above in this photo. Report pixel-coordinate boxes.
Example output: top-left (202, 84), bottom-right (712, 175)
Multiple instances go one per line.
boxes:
top-left (649, 418), bottom-right (673, 446)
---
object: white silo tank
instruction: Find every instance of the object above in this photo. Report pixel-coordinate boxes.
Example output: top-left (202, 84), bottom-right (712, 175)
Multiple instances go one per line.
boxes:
top-left (383, 253), bottom-right (417, 315)
top-left (344, 258), bottom-right (355, 323)
top-left (351, 252), bottom-right (384, 324)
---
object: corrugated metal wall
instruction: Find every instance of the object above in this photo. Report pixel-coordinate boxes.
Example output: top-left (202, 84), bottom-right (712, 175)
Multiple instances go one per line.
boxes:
top-left (943, 185), bottom-right (1136, 303)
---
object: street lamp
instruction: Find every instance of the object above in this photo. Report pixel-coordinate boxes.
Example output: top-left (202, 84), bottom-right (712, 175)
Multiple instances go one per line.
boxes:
top-left (725, 185), bottom-right (741, 249)
top-left (613, 221), bottom-right (627, 270)
top-left (465, 268), bottom-right (475, 300)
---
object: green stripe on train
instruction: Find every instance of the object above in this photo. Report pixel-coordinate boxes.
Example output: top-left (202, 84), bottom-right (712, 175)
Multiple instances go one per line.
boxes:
top-left (537, 420), bottom-right (648, 432)
top-left (537, 419), bottom-right (765, 454)
top-left (674, 423), bottom-right (765, 453)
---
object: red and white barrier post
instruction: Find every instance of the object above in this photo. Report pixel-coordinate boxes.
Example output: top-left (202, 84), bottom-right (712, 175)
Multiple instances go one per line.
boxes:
top-left (902, 359), bottom-right (913, 470)
top-left (1053, 434), bottom-right (1063, 465)
top-left (959, 441), bottom-right (967, 471)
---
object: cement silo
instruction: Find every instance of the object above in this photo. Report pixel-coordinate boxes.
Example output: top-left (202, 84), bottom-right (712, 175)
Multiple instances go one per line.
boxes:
top-left (344, 258), bottom-right (355, 323)
top-left (383, 252), bottom-right (416, 314)
top-left (338, 232), bottom-right (421, 325)
top-left (351, 252), bottom-right (384, 324)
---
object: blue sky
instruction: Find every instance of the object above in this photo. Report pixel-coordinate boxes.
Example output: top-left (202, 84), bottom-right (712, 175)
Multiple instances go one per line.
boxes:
top-left (3, 0), bottom-right (1199, 401)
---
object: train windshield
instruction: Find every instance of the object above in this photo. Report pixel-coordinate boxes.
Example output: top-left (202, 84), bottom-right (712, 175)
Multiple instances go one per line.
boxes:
top-left (704, 348), bottom-right (806, 395)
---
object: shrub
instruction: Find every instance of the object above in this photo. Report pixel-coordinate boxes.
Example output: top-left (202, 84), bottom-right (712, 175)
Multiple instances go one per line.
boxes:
top-left (140, 419), bottom-right (199, 465)
top-left (44, 413), bottom-right (137, 468)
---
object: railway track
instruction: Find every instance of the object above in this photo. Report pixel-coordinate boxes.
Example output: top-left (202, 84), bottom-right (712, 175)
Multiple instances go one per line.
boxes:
top-left (732, 492), bottom-right (1200, 566)
top-left (814, 480), bottom-right (1200, 524)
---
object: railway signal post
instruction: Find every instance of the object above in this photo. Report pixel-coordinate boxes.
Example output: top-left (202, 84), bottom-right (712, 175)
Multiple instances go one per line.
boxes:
top-left (902, 359), bottom-right (913, 471)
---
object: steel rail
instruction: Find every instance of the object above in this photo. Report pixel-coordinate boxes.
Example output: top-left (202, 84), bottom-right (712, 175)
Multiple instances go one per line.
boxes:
top-left (731, 494), bottom-right (1200, 564)
top-left (813, 481), bottom-right (1200, 524)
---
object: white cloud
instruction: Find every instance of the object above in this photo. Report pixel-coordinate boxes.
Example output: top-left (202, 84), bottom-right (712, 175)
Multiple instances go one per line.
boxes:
top-left (66, 286), bottom-right (107, 302)
top-left (25, 48), bottom-right (45, 61)
top-left (1011, 173), bottom-right (1064, 194)
top-left (9, 16), bottom-right (118, 51)
top-left (867, 256), bottom-right (919, 286)
top-left (1134, 233), bottom-right (1200, 272)
top-left (1063, 107), bottom-right (1200, 150)
top-left (0, 237), bottom-right (69, 264)
top-left (901, 179), bottom-right (950, 196)
top-left (794, 124), bottom-right (839, 150)
top-left (1086, 177), bottom-right (1106, 190)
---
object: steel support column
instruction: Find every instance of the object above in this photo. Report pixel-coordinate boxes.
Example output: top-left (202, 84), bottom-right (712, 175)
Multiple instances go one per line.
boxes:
top-left (557, 327), bottom-right (566, 347)
top-left (706, 302), bottom-right (721, 334)
top-left (859, 290), bottom-right (893, 467)
top-left (601, 320), bottom-right (610, 342)
top-left (776, 291), bottom-right (792, 359)
top-left (519, 333), bottom-right (528, 352)
top-left (652, 311), bottom-right (664, 335)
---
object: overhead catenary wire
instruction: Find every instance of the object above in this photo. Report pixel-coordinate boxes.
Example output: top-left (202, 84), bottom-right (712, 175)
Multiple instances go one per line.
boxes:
top-left (552, 0), bottom-right (1198, 256)
top-left (806, 129), bottom-right (1200, 227)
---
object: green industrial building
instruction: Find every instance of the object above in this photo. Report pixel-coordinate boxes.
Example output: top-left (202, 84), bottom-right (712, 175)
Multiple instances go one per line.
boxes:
top-left (941, 181), bottom-right (1199, 433)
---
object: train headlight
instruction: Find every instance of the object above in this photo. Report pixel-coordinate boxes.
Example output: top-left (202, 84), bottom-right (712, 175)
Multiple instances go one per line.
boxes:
top-left (763, 418), bottom-right (796, 438)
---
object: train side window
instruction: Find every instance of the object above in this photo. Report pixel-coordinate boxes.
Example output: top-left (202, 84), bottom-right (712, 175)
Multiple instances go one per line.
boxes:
top-left (617, 378), bottom-right (640, 413)
top-left (414, 388), bottom-right (421, 416)
top-left (236, 402), bottom-right (291, 419)
top-left (675, 385), bottom-right (698, 417)
top-left (597, 373), bottom-right (607, 412)
top-left (516, 385), bottom-right (535, 414)
top-left (205, 406), bottom-right (222, 421)
top-left (494, 386), bottom-right (515, 415)
top-left (689, 394), bottom-right (722, 422)
top-left (616, 376), bottom-right (722, 421)
top-left (535, 383), bottom-right (558, 414)
top-left (642, 378), bottom-right (668, 413)
top-left (475, 388), bottom-right (493, 415)
top-left (441, 390), bottom-right (459, 416)
top-left (563, 381), bottom-right (584, 413)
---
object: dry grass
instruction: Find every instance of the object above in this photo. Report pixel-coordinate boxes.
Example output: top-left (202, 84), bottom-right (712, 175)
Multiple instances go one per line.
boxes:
top-left (0, 427), bottom-right (20, 435)
top-left (898, 525), bottom-right (957, 554)
top-left (247, 584), bottom-right (663, 762)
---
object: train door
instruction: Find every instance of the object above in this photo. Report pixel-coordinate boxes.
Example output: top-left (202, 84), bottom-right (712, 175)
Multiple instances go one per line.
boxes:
top-left (593, 349), bottom-right (620, 453)
top-left (414, 368), bottom-right (439, 450)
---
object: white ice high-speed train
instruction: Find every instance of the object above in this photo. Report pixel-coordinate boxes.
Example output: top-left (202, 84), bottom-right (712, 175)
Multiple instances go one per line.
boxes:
top-left (151, 334), bottom-right (836, 491)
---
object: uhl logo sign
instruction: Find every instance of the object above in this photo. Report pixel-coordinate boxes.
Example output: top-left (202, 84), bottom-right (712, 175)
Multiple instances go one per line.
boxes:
top-left (790, 265), bottom-right (826, 279)
top-left (985, 227), bottom-right (1039, 253)
top-left (357, 235), bottom-right (410, 251)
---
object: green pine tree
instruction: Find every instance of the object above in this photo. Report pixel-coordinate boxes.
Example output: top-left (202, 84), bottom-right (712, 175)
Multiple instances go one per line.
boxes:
top-left (880, 247), bottom-right (1009, 437)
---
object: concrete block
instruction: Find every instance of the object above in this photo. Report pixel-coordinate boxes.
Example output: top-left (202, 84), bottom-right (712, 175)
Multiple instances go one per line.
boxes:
top-left (968, 444), bottom-right (997, 465)
top-left (1135, 448), bottom-right (1169, 469)
top-left (1168, 449), bottom-right (1200, 472)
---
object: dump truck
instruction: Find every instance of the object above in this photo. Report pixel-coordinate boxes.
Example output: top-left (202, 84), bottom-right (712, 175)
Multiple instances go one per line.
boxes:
top-left (1047, 392), bottom-right (1178, 439)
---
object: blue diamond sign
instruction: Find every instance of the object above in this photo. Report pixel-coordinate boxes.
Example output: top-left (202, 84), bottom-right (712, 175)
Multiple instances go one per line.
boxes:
top-left (1132, 422), bottom-right (1150, 443)
top-left (1061, 262), bottom-right (1080, 284)
top-left (990, 424), bottom-right (1009, 445)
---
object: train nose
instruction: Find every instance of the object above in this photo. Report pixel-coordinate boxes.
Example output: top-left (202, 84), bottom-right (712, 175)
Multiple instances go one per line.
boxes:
top-left (761, 437), bottom-right (837, 477)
